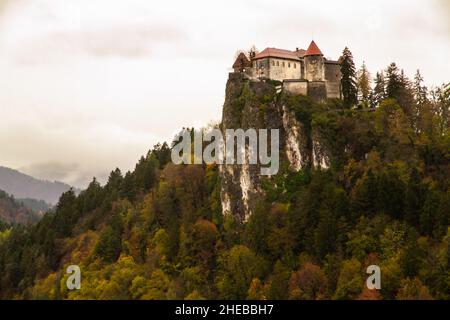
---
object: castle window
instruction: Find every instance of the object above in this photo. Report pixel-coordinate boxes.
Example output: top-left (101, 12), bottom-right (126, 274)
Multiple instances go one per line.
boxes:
top-left (288, 62), bottom-right (291, 68)
top-left (272, 60), bottom-right (275, 66)
top-left (276, 61), bottom-right (279, 66)
top-left (282, 61), bottom-right (285, 67)
top-left (294, 63), bottom-right (296, 68)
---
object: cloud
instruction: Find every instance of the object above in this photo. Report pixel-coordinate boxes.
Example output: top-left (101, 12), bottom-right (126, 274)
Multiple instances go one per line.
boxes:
top-left (435, 0), bottom-right (450, 32)
top-left (0, 0), bottom-right (11, 12)
top-left (10, 24), bottom-right (187, 65)
top-left (20, 161), bottom-right (80, 183)
top-left (20, 161), bottom-right (109, 188)
top-left (0, 0), bottom-right (187, 65)
top-left (0, 113), bottom-right (165, 188)
top-left (82, 25), bottom-right (186, 57)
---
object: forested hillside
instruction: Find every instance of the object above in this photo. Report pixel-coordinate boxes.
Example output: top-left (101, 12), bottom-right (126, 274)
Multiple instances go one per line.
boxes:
top-left (0, 190), bottom-right (42, 226)
top-left (0, 166), bottom-right (76, 205)
top-left (0, 58), bottom-right (448, 300)
top-left (16, 198), bottom-right (51, 213)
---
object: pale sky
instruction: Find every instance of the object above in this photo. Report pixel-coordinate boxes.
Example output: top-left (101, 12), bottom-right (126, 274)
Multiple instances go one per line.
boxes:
top-left (0, 0), bottom-right (448, 188)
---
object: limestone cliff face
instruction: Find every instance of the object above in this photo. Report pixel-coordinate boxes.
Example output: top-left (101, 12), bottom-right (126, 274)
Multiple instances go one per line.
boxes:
top-left (220, 73), bottom-right (332, 222)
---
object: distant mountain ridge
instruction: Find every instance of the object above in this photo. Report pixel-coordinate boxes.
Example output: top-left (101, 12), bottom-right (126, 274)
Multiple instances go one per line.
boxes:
top-left (0, 166), bottom-right (78, 205)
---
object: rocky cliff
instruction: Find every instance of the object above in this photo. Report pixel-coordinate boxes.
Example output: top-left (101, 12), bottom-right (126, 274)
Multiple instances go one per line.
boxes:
top-left (220, 73), bottom-right (335, 222)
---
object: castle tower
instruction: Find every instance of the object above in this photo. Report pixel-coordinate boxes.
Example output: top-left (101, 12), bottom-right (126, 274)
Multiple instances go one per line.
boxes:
top-left (304, 40), bottom-right (325, 82)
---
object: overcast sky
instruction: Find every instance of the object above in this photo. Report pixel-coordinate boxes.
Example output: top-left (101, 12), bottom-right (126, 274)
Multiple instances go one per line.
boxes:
top-left (0, 0), bottom-right (448, 188)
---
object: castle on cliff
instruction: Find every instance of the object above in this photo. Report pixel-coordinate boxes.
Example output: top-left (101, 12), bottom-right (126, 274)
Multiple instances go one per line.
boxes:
top-left (232, 40), bottom-right (341, 101)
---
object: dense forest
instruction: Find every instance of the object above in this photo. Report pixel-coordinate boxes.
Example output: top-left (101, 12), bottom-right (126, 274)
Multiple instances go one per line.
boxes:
top-left (0, 190), bottom-right (42, 226)
top-left (0, 50), bottom-right (449, 300)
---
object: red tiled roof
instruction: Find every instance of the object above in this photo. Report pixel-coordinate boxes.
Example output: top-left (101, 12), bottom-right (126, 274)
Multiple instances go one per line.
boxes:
top-left (253, 48), bottom-right (300, 61)
top-left (305, 40), bottom-right (323, 56)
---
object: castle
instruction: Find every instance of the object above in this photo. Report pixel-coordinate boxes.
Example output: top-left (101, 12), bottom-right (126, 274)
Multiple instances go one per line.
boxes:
top-left (232, 40), bottom-right (341, 101)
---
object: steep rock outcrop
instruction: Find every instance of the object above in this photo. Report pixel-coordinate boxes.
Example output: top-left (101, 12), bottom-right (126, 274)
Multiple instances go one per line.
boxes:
top-left (220, 74), bottom-right (333, 221)
top-left (220, 74), bottom-right (279, 221)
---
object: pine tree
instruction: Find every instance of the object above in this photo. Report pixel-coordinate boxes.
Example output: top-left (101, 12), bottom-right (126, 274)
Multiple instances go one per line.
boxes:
top-left (369, 72), bottom-right (385, 108)
top-left (120, 171), bottom-right (136, 202)
top-left (350, 169), bottom-right (377, 216)
top-left (314, 208), bottom-right (338, 259)
top-left (376, 171), bottom-right (405, 219)
top-left (105, 168), bottom-right (123, 199)
top-left (420, 189), bottom-right (439, 237)
top-left (398, 70), bottom-right (415, 116)
top-left (53, 189), bottom-right (78, 237)
top-left (386, 62), bottom-right (404, 100)
top-left (441, 83), bottom-right (450, 135)
top-left (386, 63), bottom-right (414, 119)
top-left (413, 70), bottom-right (428, 105)
top-left (95, 226), bottom-right (122, 262)
top-left (340, 47), bottom-right (358, 108)
top-left (410, 70), bottom-right (428, 133)
top-left (357, 62), bottom-right (371, 107)
top-left (386, 63), bottom-right (402, 100)
top-left (152, 142), bottom-right (172, 168)
top-left (404, 167), bottom-right (422, 226)
top-left (431, 83), bottom-right (450, 136)
top-left (78, 177), bottom-right (103, 213)
top-left (94, 212), bottom-right (124, 262)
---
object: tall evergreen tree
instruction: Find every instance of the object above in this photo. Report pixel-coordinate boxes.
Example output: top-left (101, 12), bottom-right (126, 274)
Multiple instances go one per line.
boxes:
top-left (385, 63), bottom-right (402, 100)
top-left (400, 70), bottom-right (415, 118)
top-left (53, 189), bottom-right (78, 237)
top-left (413, 70), bottom-right (428, 106)
top-left (120, 171), bottom-right (136, 202)
top-left (370, 72), bottom-right (385, 108)
top-left (152, 142), bottom-right (172, 168)
top-left (386, 63), bottom-right (415, 120)
top-left (357, 62), bottom-right (371, 107)
top-left (431, 83), bottom-right (450, 136)
top-left (105, 168), bottom-right (123, 197)
top-left (340, 47), bottom-right (358, 108)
